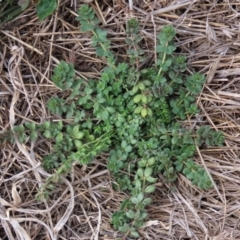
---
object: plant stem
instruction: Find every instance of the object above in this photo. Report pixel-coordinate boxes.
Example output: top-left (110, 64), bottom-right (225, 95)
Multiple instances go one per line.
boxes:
top-left (157, 42), bottom-right (168, 76)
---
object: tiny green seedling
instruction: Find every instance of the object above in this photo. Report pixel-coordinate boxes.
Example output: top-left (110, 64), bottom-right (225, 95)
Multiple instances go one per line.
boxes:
top-left (0, 4), bottom-right (224, 239)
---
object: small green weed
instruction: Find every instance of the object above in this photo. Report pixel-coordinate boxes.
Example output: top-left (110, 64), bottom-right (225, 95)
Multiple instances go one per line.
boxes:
top-left (0, 4), bottom-right (225, 239)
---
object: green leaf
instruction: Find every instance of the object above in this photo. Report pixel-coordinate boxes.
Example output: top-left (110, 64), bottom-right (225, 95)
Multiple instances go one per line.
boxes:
top-left (18, 133), bottom-right (26, 143)
top-left (72, 125), bottom-right (80, 135)
top-left (142, 197), bottom-right (152, 206)
top-left (133, 94), bottom-right (142, 103)
top-left (18, 0), bottom-right (30, 10)
top-left (144, 167), bottom-right (153, 178)
top-left (95, 28), bottom-right (107, 41)
top-left (137, 192), bottom-right (144, 203)
top-left (121, 140), bottom-right (127, 148)
top-left (43, 121), bottom-right (51, 129)
top-left (138, 83), bottom-right (145, 90)
top-left (125, 38), bottom-right (133, 45)
top-left (125, 145), bottom-right (132, 153)
top-left (134, 106), bottom-right (143, 114)
top-left (36, 0), bottom-right (57, 21)
top-left (106, 107), bottom-right (115, 114)
top-left (141, 95), bottom-right (148, 104)
top-left (147, 157), bottom-right (155, 166)
top-left (135, 179), bottom-right (142, 189)
top-left (130, 229), bottom-right (140, 238)
top-left (81, 20), bottom-right (95, 32)
top-left (96, 47), bottom-right (105, 57)
top-left (171, 136), bottom-right (178, 145)
top-left (25, 122), bottom-right (36, 130)
top-left (144, 185), bottom-right (156, 193)
top-left (43, 130), bottom-right (52, 138)
top-left (146, 176), bottom-right (157, 183)
top-left (130, 193), bottom-right (144, 205)
top-left (56, 132), bottom-right (63, 143)
top-left (119, 223), bottom-right (130, 233)
top-left (126, 210), bottom-right (135, 219)
top-left (158, 25), bottom-right (176, 43)
top-left (58, 121), bottom-right (63, 130)
top-left (132, 85), bottom-right (139, 94)
top-left (137, 168), bottom-right (144, 178)
top-left (13, 125), bottom-right (25, 133)
top-left (141, 108), bottom-right (148, 118)
top-left (30, 131), bottom-right (38, 141)
top-left (175, 162), bottom-right (183, 172)
top-left (74, 140), bottom-right (83, 148)
top-left (74, 131), bottom-right (84, 140)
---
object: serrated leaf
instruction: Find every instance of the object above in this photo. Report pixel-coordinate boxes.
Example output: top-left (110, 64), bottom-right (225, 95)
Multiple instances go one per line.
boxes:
top-left (95, 28), bottom-right (107, 41)
top-left (36, 0), bottom-right (57, 21)
top-left (96, 47), bottom-right (105, 57)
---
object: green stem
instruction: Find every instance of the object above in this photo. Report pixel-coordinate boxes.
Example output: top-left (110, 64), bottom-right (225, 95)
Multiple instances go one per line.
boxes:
top-left (177, 92), bottom-right (190, 108)
top-left (157, 42), bottom-right (168, 76)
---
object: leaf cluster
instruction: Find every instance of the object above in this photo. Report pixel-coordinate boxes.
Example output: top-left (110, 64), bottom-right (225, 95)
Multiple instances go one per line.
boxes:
top-left (0, 5), bottom-right (225, 239)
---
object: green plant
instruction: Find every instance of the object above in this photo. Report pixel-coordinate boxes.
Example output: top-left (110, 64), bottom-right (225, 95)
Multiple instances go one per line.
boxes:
top-left (36, 0), bottom-right (57, 21)
top-left (0, 4), bottom-right (225, 239)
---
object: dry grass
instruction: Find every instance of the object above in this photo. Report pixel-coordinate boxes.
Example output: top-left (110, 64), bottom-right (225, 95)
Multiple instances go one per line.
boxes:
top-left (1, 0), bottom-right (240, 239)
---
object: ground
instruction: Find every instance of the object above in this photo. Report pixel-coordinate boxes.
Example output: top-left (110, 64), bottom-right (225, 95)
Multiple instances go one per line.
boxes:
top-left (0, 0), bottom-right (240, 239)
